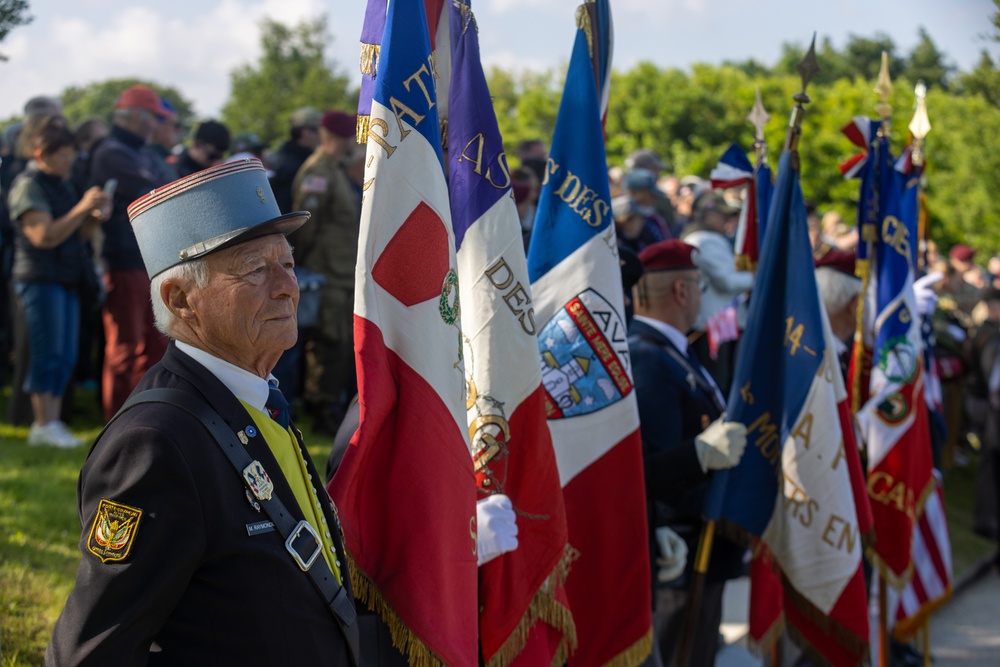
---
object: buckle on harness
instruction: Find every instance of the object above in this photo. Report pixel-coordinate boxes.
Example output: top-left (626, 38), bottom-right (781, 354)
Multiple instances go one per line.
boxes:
top-left (285, 520), bottom-right (322, 571)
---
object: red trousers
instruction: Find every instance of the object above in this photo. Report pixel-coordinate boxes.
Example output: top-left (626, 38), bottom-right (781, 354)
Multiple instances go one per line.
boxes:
top-left (102, 270), bottom-right (167, 420)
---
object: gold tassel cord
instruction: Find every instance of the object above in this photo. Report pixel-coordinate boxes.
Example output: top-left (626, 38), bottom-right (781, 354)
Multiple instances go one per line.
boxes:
top-left (359, 43), bottom-right (381, 77)
top-left (356, 115), bottom-right (371, 146)
top-left (575, 5), bottom-right (594, 56)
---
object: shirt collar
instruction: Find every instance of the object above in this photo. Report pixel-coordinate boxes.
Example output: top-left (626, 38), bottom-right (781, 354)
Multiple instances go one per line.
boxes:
top-left (175, 341), bottom-right (272, 414)
top-left (633, 315), bottom-right (689, 354)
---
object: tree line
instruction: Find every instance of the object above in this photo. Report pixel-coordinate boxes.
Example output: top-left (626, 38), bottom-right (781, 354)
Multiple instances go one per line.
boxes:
top-left (3, 6), bottom-right (1000, 255)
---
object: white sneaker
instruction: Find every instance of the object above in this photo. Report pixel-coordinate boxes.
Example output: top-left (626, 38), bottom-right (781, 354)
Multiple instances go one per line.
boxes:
top-left (28, 421), bottom-right (83, 448)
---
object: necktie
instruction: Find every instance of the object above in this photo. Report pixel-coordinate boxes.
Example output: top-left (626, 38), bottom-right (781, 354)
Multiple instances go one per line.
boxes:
top-left (266, 381), bottom-right (290, 429)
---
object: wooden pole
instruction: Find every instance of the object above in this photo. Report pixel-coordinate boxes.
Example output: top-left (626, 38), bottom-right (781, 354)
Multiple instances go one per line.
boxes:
top-left (878, 573), bottom-right (890, 667)
top-left (675, 519), bottom-right (715, 666)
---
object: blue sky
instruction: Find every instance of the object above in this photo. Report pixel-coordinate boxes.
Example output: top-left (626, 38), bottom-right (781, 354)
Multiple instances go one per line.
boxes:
top-left (2, 0), bottom-right (994, 120)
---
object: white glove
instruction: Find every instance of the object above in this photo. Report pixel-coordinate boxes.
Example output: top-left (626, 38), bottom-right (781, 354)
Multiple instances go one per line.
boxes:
top-left (477, 494), bottom-right (518, 566)
top-left (654, 526), bottom-right (688, 582)
top-left (913, 272), bottom-right (943, 316)
top-left (694, 418), bottom-right (747, 471)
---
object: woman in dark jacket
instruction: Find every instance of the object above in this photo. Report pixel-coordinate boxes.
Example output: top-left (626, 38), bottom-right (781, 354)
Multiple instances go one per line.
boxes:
top-left (6, 115), bottom-right (110, 447)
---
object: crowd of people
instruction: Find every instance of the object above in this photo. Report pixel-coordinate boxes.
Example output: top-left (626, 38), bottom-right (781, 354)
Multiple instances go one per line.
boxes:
top-left (0, 88), bottom-right (366, 446)
top-left (2, 85), bottom-right (1000, 666)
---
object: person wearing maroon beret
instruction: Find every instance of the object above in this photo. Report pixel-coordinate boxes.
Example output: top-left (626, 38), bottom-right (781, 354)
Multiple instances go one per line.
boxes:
top-left (286, 110), bottom-right (361, 435)
top-left (628, 239), bottom-right (748, 667)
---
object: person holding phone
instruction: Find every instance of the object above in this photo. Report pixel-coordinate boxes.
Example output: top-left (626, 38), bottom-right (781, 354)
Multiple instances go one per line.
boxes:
top-left (6, 115), bottom-right (110, 447)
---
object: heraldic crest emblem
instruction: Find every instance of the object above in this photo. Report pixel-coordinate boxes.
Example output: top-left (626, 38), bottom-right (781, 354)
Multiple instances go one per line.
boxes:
top-left (538, 288), bottom-right (632, 418)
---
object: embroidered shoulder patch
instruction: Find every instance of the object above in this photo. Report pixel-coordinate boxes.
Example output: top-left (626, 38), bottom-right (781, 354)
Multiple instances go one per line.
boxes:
top-left (87, 499), bottom-right (143, 563)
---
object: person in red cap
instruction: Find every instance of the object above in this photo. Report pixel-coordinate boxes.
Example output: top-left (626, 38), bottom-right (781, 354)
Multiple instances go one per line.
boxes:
top-left (286, 110), bottom-right (360, 434)
top-left (815, 249), bottom-right (862, 379)
top-left (88, 84), bottom-right (173, 420)
top-left (626, 239), bottom-right (747, 667)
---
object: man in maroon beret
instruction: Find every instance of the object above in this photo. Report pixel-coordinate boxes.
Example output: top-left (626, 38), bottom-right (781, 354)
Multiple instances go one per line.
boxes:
top-left (287, 110), bottom-right (361, 434)
top-left (814, 249), bottom-right (862, 379)
top-left (627, 239), bottom-right (747, 667)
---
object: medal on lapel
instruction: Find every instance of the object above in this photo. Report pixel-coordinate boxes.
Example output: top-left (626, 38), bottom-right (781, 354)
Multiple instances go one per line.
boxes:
top-left (242, 460), bottom-right (274, 501)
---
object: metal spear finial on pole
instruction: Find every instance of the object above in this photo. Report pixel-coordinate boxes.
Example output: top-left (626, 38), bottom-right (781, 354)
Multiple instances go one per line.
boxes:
top-left (782, 33), bottom-right (820, 161)
top-left (748, 86), bottom-right (771, 167)
top-left (909, 80), bottom-right (931, 167)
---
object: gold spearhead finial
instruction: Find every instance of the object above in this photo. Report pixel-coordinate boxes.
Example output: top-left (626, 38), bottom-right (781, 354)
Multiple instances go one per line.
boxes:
top-left (875, 51), bottom-right (893, 124)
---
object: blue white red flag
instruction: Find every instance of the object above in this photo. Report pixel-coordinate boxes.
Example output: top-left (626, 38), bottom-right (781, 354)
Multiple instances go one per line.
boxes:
top-left (710, 143), bottom-right (771, 271)
top-left (844, 119), bottom-right (935, 588)
top-left (527, 2), bottom-right (652, 664)
top-left (328, 0), bottom-right (478, 664)
top-left (447, 3), bottom-right (574, 665)
top-left (706, 150), bottom-right (870, 664)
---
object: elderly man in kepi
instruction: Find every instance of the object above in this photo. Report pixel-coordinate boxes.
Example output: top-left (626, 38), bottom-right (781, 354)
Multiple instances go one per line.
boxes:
top-left (47, 159), bottom-right (360, 666)
top-left (628, 239), bottom-right (747, 667)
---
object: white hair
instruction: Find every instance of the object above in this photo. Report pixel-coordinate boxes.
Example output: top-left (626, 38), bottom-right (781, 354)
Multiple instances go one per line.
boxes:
top-left (150, 259), bottom-right (209, 336)
top-left (815, 267), bottom-right (862, 315)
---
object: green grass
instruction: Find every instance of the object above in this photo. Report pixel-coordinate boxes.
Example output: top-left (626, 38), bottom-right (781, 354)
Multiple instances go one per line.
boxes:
top-left (941, 451), bottom-right (998, 577)
top-left (1, 389), bottom-right (996, 666)
top-left (0, 389), bottom-right (338, 667)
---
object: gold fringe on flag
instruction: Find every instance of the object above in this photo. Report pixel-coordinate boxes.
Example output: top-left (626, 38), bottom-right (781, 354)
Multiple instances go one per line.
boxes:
top-left (345, 551), bottom-right (447, 667)
top-left (356, 115), bottom-right (371, 145)
top-left (599, 627), bottom-right (653, 667)
top-left (360, 43), bottom-right (381, 76)
top-left (484, 544), bottom-right (579, 667)
top-left (440, 118), bottom-right (448, 151)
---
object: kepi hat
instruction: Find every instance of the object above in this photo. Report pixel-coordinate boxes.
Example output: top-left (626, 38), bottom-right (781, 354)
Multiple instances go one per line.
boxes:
top-left (127, 159), bottom-right (309, 278)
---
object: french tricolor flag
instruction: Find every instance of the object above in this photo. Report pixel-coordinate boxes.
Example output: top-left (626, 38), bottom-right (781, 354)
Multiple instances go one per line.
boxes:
top-left (527, 3), bottom-right (652, 664)
top-left (328, 0), bottom-right (478, 663)
top-left (447, 2), bottom-right (575, 665)
top-left (707, 149), bottom-right (871, 665)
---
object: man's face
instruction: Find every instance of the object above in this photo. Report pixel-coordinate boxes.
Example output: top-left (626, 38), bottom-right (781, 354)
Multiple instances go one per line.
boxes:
top-left (188, 234), bottom-right (299, 373)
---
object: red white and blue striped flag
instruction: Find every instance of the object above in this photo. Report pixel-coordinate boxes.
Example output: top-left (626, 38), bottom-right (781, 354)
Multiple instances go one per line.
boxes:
top-left (706, 149), bottom-right (871, 665)
top-left (329, 0), bottom-right (478, 663)
top-left (527, 2), bottom-right (652, 665)
top-left (447, 2), bottom-right (575, 665)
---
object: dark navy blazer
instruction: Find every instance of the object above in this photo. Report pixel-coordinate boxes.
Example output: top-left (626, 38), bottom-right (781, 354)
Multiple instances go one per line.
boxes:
top-left (628, 318), bottom-right (744, 587)
top-left (48, 342), bottom-right (357, 666)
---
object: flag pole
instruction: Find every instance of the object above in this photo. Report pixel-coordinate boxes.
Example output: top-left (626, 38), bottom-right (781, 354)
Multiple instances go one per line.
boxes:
top-left (675, 36), bottom-right (819, 667)
top-left (908, 80), bottom-right (931, 272)
top-left (910, 81), bottom-right (935, 667)
top-left (744, 86), bottom-right (770, 272)
top-left (871, 50), bottom-right (894, 667)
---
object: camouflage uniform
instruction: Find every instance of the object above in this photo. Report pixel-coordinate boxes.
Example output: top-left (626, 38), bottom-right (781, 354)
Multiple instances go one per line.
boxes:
top-left (290, 149), bottom-right (360, 416)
